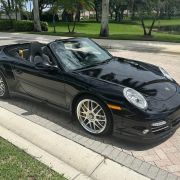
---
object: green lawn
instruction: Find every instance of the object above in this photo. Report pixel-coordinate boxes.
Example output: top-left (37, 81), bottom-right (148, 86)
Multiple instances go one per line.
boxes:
top-left (35, 19), bottom-right (180, 43)
top-left (141, 18), bottom-right (180, 26)
top-left (0, 137), bottom-right (66, 180)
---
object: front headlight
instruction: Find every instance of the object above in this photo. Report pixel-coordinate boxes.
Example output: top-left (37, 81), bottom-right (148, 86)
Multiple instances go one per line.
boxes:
top-left (123, 88), bottom-right (148, 110)
top-left (159, 67), bottom-right (173, 81)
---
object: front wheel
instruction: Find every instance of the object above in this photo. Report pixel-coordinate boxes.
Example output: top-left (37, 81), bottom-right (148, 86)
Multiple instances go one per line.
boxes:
top-left (75, 96), bottom-right (113, 136)
top-left (0, 73), bottom-right (9, 98)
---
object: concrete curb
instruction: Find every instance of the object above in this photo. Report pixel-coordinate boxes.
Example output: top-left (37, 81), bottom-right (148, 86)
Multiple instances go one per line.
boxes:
top-left (0, 125), bottom-right (89, 180)
top-left (0, 107), bottom-right (149, 180)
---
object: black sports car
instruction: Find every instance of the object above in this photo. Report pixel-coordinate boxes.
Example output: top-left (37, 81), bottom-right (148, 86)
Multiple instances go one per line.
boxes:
top-left (0, 38), bottom-right (179, 142)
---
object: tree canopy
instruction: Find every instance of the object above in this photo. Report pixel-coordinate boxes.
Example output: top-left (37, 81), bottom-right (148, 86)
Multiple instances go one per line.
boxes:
top-left (0, 0), bottom-right (180, 36)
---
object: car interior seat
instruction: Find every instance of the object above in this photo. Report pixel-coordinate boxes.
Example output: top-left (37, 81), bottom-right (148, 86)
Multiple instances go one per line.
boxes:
top-left (30, 42), bottom-right (51, 66)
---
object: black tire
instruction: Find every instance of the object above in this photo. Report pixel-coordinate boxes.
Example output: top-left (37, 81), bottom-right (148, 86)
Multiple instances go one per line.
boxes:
top-left (0, 72), bottom-right (9, 98)
top-left (74, 95), bottom-right (113, 136)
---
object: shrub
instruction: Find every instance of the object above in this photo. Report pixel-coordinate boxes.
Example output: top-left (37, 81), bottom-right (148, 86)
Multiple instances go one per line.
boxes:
top-left (13, 20), bottom-right (34, 31)
top-left (13, 20), bottom-right (48, 32)
top-left (0, 20), bottom-right (14, 31)
top-left (41, 21), bottom-right (48, 31)
top-left (0, 20), bottom-right (48, 32)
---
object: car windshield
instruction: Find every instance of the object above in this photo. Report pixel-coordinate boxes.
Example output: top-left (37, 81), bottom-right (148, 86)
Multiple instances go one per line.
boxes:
top-left (50, 38), bottom-right (112, 71)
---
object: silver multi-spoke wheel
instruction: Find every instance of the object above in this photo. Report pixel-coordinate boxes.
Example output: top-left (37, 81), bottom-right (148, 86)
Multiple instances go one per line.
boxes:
top-left (77, 99), bottom-right (107, 134)
top-left (0, 76), bottom-right (5, 97)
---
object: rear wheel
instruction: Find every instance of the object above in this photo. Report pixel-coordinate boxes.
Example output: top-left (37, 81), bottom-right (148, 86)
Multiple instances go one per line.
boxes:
top-left (0, 73), bottom-right (9, 98)
top-left (75, 96), bottom-right (113, 136)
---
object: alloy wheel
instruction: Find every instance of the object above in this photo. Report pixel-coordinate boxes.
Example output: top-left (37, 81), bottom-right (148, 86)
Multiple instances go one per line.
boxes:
top-left (77, 99), bottom-right (107, 134)
top-left (0, 76), bottom-right (5, 97)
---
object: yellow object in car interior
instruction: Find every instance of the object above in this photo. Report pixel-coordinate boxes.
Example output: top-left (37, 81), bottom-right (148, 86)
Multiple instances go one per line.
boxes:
top-left (107, 104), bottom-right (122, 110)
top-left (19, 49), bottom-right (24, 58)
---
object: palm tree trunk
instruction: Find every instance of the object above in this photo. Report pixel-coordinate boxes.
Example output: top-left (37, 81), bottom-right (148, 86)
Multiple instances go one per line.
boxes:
top-left (33, 0), bottom-right (42, 32)
top-left (100, 0), bottom-right (109, 37)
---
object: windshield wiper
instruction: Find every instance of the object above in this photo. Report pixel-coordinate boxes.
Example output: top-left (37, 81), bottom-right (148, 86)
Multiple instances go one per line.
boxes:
top-left (96, 57), bottom-right (114, 65)
top-left (75, 57), bottom-right (114, 71)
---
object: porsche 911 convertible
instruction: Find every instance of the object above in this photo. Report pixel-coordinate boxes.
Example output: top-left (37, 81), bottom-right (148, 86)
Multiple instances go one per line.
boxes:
top-left (0, 38), bottom-right (179, 142)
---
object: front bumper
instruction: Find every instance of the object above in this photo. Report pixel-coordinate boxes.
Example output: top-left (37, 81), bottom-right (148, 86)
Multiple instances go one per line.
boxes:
top-left (113, 108), bottom-right (180, 143)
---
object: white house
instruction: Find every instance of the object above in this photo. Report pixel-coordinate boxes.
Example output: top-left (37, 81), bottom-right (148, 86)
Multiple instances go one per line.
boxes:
top-left (0, 12), bottom-right (21, 20)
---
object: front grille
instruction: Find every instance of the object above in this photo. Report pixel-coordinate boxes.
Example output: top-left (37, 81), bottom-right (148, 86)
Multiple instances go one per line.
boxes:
top-left (151, 125), bottom-right (169, 134)
top-left (151, 116), bottom-right (180, 135)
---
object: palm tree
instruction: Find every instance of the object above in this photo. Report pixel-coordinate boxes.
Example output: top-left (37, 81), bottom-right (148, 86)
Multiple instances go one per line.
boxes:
top-left (33, 0), bottom-right (41, 32)
top-left (100, 0), bottom-right (109, 37)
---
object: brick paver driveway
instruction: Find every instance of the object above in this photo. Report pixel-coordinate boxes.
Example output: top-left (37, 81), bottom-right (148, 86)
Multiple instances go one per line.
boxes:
top-left (0, 34), bottom-right (180, 179)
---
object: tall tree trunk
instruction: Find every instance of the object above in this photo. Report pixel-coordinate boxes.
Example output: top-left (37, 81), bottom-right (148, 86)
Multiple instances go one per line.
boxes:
top-left (76, 10), bottom-right (81, 22)
top-left (67, 23), bottom-right (71, 33)
top-left (100, 0), bottom-right (109, 37)
top-left (15, 3), bottom-right (18, 21)
top-left (120, 9), bottom-right (124, 21)
top-left (141, 19), bottom-right (147, 36)
top-left (118, 12), bottom-right (121, 22)
top-left (131, 0), bottom-right (135, 20)
top-left (53, 14), bottom-right (56, 33)
top-left (33, 0), bottom-right (42, 32)
top-left (115, 11), bottom-right (118, 21)
top-left (6, 0), bottom-right (12, 20)
top-left (7, 0), bottom-right (11, 9)
top-left (148, 18), bottom-right (156, 36)
top-left (95, 8), bottom-right (99, 22)
top-left (72, 19), bottom-right (76, 33)
top-left (10, 0), bottom-right (14, 8)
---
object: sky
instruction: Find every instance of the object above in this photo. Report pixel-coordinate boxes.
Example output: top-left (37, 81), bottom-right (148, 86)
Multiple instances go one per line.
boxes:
top-left (25, 1), bottom-right (32, 12)
top-left (25, 1), bottom-right (49, 12)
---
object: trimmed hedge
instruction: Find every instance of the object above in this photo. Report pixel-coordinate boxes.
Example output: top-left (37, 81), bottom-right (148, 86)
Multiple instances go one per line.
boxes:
top-left (13, 20), bottom-right (34, 31)
top-left (0, 20), bottom-right (13, 30)
top-left (0, 20), bottom-right (48, 32)
top-left (41, 21), bottom-right (48, 31)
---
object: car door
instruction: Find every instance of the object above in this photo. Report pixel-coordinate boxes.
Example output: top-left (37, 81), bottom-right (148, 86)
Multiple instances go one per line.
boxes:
top-left (11, 45), bottom-right (67, 108)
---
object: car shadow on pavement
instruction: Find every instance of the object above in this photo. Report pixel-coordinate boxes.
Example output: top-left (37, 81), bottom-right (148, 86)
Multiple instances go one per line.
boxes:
top-left (0, 94), bottom-right (169, 152)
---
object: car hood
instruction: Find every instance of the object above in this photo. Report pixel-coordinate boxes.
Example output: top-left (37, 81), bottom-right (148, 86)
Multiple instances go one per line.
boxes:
top-left (78, 57), bottom-right (177, 101)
